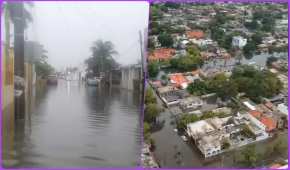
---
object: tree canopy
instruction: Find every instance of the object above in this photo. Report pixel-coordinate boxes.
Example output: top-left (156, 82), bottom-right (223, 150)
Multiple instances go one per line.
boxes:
top-left (86, 40), bottom-right (118, 76)
top-left (158, 32), bottom-right (173, 47)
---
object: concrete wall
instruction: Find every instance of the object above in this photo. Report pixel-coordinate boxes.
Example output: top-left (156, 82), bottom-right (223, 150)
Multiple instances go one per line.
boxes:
top-left (121, 65), bottom-right (141, 90)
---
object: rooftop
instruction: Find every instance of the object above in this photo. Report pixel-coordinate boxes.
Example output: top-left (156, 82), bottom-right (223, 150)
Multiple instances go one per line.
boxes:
top-left (186, 30), bottom-right (205, 39)
top-left (148, 48), bottom-right (176, 61)
top-left (260, 116), bottom-right (276, 132)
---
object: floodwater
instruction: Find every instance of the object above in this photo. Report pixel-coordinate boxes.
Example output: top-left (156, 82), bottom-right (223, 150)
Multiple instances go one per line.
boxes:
top-left (203, 52), bottom-right (287, 69)
top-left (151, 94), bottom-right (288, 168)
top-left (9, 80), bottom-right (141, 168)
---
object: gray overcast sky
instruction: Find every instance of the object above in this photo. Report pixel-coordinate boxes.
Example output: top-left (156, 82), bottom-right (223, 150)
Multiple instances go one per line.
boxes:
top-left (27, 1), bottom-right (149, 70)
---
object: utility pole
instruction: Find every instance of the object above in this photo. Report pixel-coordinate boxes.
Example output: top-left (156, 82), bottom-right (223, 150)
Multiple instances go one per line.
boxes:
top-left (13, 2), bottom-right (26, 120)
top-left (139, 29), bottom-right (146, 103)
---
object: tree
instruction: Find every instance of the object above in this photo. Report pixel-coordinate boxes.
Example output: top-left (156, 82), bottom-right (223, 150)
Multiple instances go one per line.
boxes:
top-left (200, 111), bottom-right (228, 120)
top-left (148, 61), bottom-right (159, 78)
top-left (261, 17), bottom-right (275, 32)
top-left (266, 56), bottom-right (278, 67)
top-left (144, 103), bottom-right (161, 123)
top-left (187, 46), bottom-right (201, 57)
top-left (170, 54), bottom-right (203, 72)
top-left (86, 40), bottom-right (118, 75)
top-left (243, 40), bottom-right (256, 59)
top-left (231, 65), bottom-right (283, 102)
top-left (158, 32), bottom-right (173, 47)
top-left (208, 73), bottom-right (238, 100)
top-left (251, 32), bottom-right (263, 45)
top-left (144, 122), bottom-right (151, 142)
top-left (244, 20), bottom-right (260, 30)
top-left (35, 60), bottom-right (54, 78)
top-left (164, 2), bottom-right (180, 9)
top-left (221, 141), bottom-right (230, 150)
top-left (145, 88), bottom-right (157, 105)
top-left (176, 114), bottom-right (199, 130)
top-left (187, 79), bottom-right (209, 96)
top-left (239, 145), bottom-right (260, 168)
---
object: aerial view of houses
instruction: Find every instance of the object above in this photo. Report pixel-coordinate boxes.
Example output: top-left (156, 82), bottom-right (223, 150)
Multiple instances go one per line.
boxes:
top-left (142, 2), bottom-right (288, 168)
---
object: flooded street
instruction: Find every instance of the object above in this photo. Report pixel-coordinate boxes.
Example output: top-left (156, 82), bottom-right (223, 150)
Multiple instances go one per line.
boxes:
top-left (12, 80), bottom-right (141, 168)
top-left (151, 90), bottom-right (288, 168)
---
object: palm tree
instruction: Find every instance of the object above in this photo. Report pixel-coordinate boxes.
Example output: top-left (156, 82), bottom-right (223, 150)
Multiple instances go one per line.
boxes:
top-left (86, 40), bottom-right (118, 75)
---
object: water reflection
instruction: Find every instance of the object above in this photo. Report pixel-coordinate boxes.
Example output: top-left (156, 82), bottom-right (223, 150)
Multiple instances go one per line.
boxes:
top-left (10, 80), bottom-right (141, 168)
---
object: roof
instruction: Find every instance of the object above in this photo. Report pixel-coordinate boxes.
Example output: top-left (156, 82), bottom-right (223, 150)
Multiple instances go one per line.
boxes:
top-left (249, 110), bottom-right (262, 119)
top-left (186, 30), bottom-right (204, 39)
top-left (277, 103), bottom-right (288, 115)
top-left (148, 48), bottom-right (175, 61)
top-left (169, 73), bottom-right (188, 88)
top-left (260, 116), bottom-right (276, 131)
top-left (187, 120), bottom-right (215, 139)
top-left (243, 101), bottom-right (256, 111)
top-left (264, 101), bottom-right (274, 110)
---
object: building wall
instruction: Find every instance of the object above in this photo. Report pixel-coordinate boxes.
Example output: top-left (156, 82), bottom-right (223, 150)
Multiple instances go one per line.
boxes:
top-left (1, 44), bottom-right (15, 162)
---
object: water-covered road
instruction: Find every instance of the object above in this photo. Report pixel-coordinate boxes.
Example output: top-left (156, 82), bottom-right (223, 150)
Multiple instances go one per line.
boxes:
top-left (11, 80), bottom-right (141, 168)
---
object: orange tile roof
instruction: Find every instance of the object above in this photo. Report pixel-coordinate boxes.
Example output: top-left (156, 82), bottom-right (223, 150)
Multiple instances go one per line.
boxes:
top-left (169, 73), bottom-right (188, 87)
top-left (249, 110), bottom-right (262, 119)
top-left (260, 116), bottom-right (276, 131)
top-left (186, 30), bottom-right (204, 39)
top-left (148, 48), bottom-right (175, 61)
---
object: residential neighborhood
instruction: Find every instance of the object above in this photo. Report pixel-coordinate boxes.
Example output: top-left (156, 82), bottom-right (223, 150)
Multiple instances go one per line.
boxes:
top-left (143, 2), bottom-right (288, 168)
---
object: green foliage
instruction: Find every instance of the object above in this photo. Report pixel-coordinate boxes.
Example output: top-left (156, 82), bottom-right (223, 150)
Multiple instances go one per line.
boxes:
top-left (144, 122), bottom-right (151, 142)
top-left (158, 32), bottom-right (173, 47)
top-left (231, 65), bottom-right (283, 102)
top-left (245, 20), bottom-right (260, 30)
top-left (86, 40), bottom-right (118, 75)
top-left (144, 103), bottom-right (161, 123)
top-left (251, 32), bottom-right (263, 45)
top-left (239, 145), bottom-right (260, 168)
top-left (148, 61), bottom-right (159, 78)
top-left (176, 114), bottom-right (199, 130)
top-left (164, 2), bottom-right (180, 9)
top-left (266, 56), bottom-right (278, 67)
top-left (273, 137), bottom-right (288, 155)
top-left (243, 40), bottom-right (256, 59)
top-left (35, 61), bottom-right (54, 78)
top-left (145, 88), bottom-right (157, 105)
top-left (169, 47), bottom-right (203, 72)
top-left (187, 79), bottom-right (209, 96)
top-left (221, 141), bottom-right (231, 150)
top-left (161, 75), bottom-right (167, 80)
top-left (200, 111), bottom-right (228, 120)
top-left (261, 17), bottom-right (275, 32)
top-left (208, 73), bottom-right (238, 100)
top-left (241, 125), bottom-right (256, 139)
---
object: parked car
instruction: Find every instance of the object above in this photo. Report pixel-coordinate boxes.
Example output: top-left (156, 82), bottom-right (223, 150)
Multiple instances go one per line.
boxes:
top-left (47, 75), bottom-right (58, 85)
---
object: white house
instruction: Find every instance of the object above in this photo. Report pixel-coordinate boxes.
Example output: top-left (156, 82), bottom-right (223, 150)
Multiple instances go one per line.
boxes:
top-left (232, 36), bottom-right (247, 48)
top-left (277, 103), bottom-right (288, 118)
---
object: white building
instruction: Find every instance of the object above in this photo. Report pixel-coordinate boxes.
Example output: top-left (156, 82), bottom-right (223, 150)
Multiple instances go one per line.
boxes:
top-left (277, 103), bottom-right (288, 118)
top-left (232, 36), bottom-right (247, 48)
